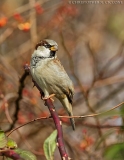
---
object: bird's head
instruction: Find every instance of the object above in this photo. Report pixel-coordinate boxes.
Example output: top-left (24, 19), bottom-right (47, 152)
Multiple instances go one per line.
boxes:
top-left (34, 39), bottom-right (58, 59)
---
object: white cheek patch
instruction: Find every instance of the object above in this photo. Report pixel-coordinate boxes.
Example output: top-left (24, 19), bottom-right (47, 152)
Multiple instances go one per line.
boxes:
top-left (33, 46), bottom-right (50, 58)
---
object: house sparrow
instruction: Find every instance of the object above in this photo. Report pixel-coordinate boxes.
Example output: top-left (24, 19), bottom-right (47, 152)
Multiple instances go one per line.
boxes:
top-left (30, 39), bottom-right (75, 130)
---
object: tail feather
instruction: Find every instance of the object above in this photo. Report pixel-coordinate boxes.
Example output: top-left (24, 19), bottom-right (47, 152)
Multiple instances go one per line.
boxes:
top-left (59, 97), bottom-right (75, 130)
top-left (68, 112), bottom-right (75, 130)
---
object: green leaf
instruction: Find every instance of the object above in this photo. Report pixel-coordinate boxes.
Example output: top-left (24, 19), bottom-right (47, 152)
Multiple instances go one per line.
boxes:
top-left (13, 149), bottom-right (37, 160)
top-left (43, 130), bottom-right (57, 160)
top-left (0, 129), bottom-right (7, 149)
top-left (7, 138), bottom-right (18, 149)
top-left (104, 143), bottom-right (124, 160)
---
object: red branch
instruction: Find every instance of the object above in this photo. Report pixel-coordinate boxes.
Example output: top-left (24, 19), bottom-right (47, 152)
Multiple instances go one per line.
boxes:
top-left (0, 150), bottom-right (21, 160)
top-left (45, 99), bottom-right (69, 159)
top-left (24, 64), bottom-right (70, 160)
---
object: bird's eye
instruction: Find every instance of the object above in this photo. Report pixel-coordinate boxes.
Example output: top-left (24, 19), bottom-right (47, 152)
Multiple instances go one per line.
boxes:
top-left (44, 43), bottom-right (51, 48)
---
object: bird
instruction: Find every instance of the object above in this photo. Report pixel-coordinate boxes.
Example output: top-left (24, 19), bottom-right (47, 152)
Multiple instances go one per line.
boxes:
top-left (30, 39), bottom-right (75, 130)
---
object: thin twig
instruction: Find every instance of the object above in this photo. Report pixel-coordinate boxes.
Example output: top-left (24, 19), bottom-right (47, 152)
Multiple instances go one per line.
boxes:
top-left (99, 42), bottom-right (124, 78)
top-left (29, 0), bottom-right (38, 50)
top-left (7, 102), bottom-right (124, 137)
top-left (7, 116), bottom-right (49, 137)
top-left (4, 103), bottom-right (13, 124)
top-left (6, 71), bottom-right (29, 132)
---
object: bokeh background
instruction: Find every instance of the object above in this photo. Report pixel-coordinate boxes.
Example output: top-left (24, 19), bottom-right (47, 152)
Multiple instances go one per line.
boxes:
top-left (0, 0), bottom-right (124, 159)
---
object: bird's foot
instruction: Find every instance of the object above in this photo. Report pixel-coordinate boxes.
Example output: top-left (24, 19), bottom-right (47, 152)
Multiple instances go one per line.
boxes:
top-left (42, 94), bottom-right (55, 102)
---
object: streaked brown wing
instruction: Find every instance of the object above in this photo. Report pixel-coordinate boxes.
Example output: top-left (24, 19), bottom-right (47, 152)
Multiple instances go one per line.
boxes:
top-left (47, 58), bottom-right (74, 103)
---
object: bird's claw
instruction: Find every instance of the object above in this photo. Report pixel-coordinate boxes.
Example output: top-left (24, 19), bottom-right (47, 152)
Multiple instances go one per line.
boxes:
top-left (42, 94), bottom-right (55, 102)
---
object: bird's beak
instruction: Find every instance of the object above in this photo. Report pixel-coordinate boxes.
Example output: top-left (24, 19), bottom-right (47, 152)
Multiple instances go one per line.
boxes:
top-left (50, 46), bottom-right (58, 51)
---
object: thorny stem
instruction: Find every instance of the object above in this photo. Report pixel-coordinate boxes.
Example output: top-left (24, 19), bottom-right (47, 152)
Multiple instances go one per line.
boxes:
top-left (45, 99), bottom-right (69, 160)
top-left (0, 150), bottom-right (21, 160)
top-left (25, 64), bottom-right (70, 160)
